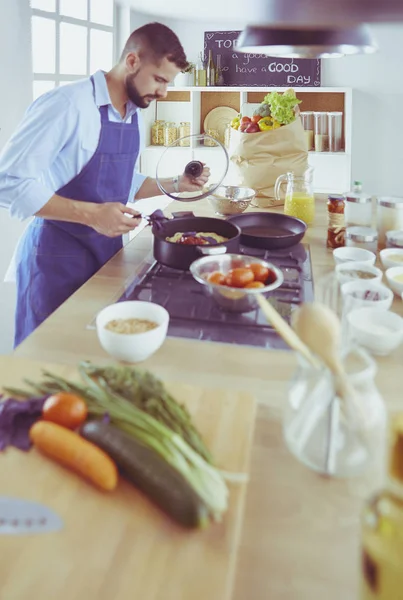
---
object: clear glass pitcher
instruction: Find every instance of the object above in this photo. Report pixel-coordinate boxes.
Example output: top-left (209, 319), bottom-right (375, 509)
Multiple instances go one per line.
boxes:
top-left (274, 167), bottom-right (315, 225)
top-left (283, 346), bottom-right (387, 484)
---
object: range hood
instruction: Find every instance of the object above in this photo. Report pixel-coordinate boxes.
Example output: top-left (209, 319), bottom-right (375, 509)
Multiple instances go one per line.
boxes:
top-left (236, 25), bottom-right (378, 58)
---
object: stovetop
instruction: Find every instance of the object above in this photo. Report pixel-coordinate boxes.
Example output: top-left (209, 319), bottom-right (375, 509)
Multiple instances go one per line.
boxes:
top-left (114, 243), bottom-right (314, 350)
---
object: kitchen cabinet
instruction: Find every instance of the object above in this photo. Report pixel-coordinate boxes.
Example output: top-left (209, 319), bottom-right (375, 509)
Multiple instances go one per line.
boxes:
top-left (139, 86), bottom-right (353, 194)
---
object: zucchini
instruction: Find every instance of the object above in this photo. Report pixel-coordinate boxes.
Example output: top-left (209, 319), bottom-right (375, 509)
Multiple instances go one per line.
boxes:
top-left (80, 421), bottom-right (210, 529)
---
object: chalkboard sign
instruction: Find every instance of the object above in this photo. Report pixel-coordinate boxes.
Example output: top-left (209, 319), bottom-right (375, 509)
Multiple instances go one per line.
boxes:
top-left (204, 31), bottom-right (321, 87)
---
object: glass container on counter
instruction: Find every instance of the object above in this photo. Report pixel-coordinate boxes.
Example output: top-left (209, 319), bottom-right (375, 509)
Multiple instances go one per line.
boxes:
top-left (164, 122), bottom-right (178, 147)
top-left (314, 111), bottom-right (329, 152)
top-left (360, 414), bottom-right (403, 600)
top-left (178, 122), bottom-right (191, 146)
top-left (346, 226), bottom-right (378, 253)
top-left (151, 119), bottom-right (165, 146)
top-left (327, 194), bottom-right (345, 249)
top-left (300, 111), bottom-right (314, 151)
top-left (275, 167), bottom-right (315, 225)
top-left (345, 181), bottom-right (373, 227)
top-left (386, 230), bottom-right (403, 249)
top-left (328, 111), bottom-right (343, 152)
top-left (283, 346), bottom-right (387, 480)
top-left (377, 197), bottom-right (403, 249)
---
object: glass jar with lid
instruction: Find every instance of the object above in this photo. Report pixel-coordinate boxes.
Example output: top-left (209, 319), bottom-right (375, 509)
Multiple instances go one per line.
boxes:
top-left (164, 122), bottom-right (178, 147)
top-left (386, 230), bottom-right (403, 249)
top-left (346, 226), bottom-right (378, 253)
top-left (345, 187), bottom-right (373, 227)
top-left (178, 121), bottom-right (191, 146)
top-left (204, 128), bottom-right (220, 147)
top-left (151, 119), bottom-right (165, 146)
top-left (327, 194), bottom-right (345, 249)
top-left (377, 197), bottom-right (403, 248)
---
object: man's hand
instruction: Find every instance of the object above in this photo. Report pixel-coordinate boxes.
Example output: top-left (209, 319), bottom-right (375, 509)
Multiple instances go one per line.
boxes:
top-left (88, 203), bottom-right (141, 237)
top-left (178, 164), bottom-right (210, 193)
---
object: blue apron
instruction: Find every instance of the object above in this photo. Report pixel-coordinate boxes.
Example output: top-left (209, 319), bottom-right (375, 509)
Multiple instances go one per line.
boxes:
top-left (14, 78), bottom-right (140, 347)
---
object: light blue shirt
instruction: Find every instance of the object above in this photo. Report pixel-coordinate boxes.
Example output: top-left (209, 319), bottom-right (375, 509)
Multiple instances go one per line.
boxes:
top-left (0, 70), bottom-right (146, 220)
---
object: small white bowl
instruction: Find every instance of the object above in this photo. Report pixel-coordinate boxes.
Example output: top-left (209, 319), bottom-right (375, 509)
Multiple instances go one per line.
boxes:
top-left (333, 246), bottom-right (376, 266)
top-left (385, 266), bottom-right (403, 296)
top-left (336, 261), bottom-right (383, 286)
top-left (95, 301), bottom-right (169, 363)
top-left (347, 307), bottom-right (403, 356)
top-left (380, 248), bottom-right (403, 270)
top-left (341, 280), bottom-right (393, 311)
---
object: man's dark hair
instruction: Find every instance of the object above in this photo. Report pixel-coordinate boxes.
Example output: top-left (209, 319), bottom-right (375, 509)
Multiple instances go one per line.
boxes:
top-left (120, 22), bottom-right (188, 71)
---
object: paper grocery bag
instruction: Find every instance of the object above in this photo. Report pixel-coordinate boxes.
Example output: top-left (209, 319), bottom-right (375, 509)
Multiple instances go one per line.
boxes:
top-left (228, 118), bottom-right (309, 208)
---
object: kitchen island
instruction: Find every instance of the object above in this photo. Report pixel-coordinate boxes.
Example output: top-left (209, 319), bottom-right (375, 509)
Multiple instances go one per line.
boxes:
top-left (8, 197), bottom-right (403, 599)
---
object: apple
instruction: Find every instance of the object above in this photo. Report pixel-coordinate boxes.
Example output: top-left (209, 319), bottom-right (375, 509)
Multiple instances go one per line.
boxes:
top-left (240, 116), bottom-right (251, 125)
top-left (239, 122), bottom-right (249, 132)
top-left (245, 122), bottom-right (260, 133)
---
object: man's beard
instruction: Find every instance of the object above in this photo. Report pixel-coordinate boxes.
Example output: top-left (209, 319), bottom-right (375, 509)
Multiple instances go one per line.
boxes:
top-left (125, 70), bottom-right (157, 109)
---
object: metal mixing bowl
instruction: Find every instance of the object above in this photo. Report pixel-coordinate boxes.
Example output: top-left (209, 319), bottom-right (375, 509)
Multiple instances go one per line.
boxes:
top-left (207, 185), bottom-right (256, 216)
top-left (190, 253), bottom-right (283, 313)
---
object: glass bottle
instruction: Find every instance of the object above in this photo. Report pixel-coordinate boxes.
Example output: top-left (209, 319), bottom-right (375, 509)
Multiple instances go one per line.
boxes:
top-left (194, 52), bottom-right (206, 87)
top-left (360, 414), bottom-right (403, 599)
top-left (215, 54), bottom-right (225, 86)
top-left (327, 194), bottom-right (345, 249)
top-left (206, 49), bottom-right (216, 87)
top-left (150, 119), bottom-right (165, 146)
top-left (274, 167), bottom-right (315, 225)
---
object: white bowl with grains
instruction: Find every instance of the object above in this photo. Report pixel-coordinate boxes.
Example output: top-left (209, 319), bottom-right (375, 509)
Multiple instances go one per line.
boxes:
top-left (332, 246), bottom-right (376, 266)
top-left (95, 301), bottom-right (169, 363)
top-left (335, 261), bottom-right (383, 286)
top-left (347, 307), bottom-right (403, 356)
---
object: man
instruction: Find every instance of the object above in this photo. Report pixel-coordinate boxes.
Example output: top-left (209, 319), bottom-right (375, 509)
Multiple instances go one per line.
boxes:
top-left (0, 22), bottom-right (209, 347)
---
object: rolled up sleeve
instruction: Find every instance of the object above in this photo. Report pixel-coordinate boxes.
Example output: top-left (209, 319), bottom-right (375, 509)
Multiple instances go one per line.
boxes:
top-left (0, 91), bottom-right (77, 220)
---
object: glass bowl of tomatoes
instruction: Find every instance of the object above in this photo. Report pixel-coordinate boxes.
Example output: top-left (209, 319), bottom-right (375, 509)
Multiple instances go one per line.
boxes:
top-left (190, 253), bottom-right (283, 313)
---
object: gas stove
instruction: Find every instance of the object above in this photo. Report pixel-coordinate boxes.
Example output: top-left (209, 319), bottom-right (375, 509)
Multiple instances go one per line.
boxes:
top-left (114, 243), bottom-right (314, 350)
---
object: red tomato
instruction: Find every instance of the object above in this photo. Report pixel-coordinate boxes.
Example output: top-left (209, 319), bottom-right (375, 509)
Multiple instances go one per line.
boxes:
top-left (250, 263), bottom-right (270, 283)
top-left (207, 271), bottom-right (226, 285)
top-left (43, 393), bottom-right (88, 430)
top-left (244, 281), bottom-right (265, 289)
top-left (240, 116), bottom-right (251, 125)
top-left (225, 268), bottom-right (255, 288)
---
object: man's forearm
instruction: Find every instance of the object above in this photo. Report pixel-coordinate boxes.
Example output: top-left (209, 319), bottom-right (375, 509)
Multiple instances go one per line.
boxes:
top-left (35, 194), bottom-right (96, 226)
top-left (134, 177), bottom-right (177, 200)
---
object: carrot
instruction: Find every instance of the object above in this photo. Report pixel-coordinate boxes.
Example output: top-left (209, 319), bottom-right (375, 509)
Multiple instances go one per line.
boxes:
top-left (29, 421), bottom-right (118, 491)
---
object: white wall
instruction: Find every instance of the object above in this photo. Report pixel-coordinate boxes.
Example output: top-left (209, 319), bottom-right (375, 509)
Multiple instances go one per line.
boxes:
top-left (130, 13), bottom-right (403, 197)
top-left (0, 0), bottom-right (33, 353)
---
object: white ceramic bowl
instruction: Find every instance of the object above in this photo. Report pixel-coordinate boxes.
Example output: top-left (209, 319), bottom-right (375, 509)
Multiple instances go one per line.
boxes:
top-left (379, 248), bottom-right (403, 270)
top-left (385, 266), bottom-right (403, 296)
top-left (335, 261), bottom-right (383, 286)
top-left (333, 246), bottom-right (376, 266)
top-left (341, 280), bottom-right (393, 311)
top-left (347, 307), bottom-right (403, 356)
top-left (95, 301), bottom-right (169, 363)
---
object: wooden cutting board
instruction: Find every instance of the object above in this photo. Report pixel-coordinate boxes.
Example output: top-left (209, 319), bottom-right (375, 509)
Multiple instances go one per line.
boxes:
top-left (0, 356), bottom-right (256, 600)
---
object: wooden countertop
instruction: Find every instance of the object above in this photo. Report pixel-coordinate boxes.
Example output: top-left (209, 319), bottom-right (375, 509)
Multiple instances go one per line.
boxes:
top-left (11, 197), bottom-right (403, 600)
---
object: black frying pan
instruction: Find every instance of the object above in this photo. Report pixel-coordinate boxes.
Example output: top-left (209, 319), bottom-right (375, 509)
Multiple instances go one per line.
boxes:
top-left (227, 212), bottom-right (307, 250)
top-left (152, 212), bottom-right (241, 270)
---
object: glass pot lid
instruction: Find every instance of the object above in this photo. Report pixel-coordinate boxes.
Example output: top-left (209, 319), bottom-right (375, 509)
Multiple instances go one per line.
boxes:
top-left (155, 133), bottom-right (229, 202)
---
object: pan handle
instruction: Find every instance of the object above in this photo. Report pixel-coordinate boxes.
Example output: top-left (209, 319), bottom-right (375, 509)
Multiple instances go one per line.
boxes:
top-left (197, 246), bottom-right (228, 256)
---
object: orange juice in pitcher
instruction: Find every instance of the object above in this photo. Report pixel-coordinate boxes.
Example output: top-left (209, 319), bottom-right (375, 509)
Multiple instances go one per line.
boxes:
top-left (275, 167), bottom-right (315, 225)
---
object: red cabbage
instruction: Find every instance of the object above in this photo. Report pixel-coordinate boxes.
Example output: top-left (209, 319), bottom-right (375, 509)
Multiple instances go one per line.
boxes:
top-left (0, 396), bottom-right (46, 452)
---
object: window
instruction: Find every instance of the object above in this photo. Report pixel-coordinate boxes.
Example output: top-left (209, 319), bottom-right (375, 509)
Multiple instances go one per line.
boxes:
top-left (31, 0), bottom-right (115, 100)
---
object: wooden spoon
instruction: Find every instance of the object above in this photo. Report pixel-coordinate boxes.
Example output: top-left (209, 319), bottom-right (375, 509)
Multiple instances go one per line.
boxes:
top-left (291, 302), bottom-right (355, 403)
top-left (256, 294), bottom-right (321, 369)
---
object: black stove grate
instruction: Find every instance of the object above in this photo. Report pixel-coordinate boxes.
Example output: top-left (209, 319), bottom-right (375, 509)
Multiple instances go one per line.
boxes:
top-left (117, 243), bottom-right (314, 350)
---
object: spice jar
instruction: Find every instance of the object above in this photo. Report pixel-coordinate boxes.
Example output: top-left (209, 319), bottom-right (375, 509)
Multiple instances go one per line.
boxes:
top-left (178, 121), bottom-right (190, 146)
top-left (377, 197), bottom-right (403, 248)
top-left (345, 189), bottom-right (372, 227)
top-left (386, 230), bottom-right (403, 249)
top-left (204, 128), bottom-right (219, 146)
top-left (164, 122), bottom-right (178, 146)
top-left (151, 119), bottom-right (165, 146)
top-left (327, 194), bottom-right (345, 248)
top-left (346, 226), bottom-right (378, 253)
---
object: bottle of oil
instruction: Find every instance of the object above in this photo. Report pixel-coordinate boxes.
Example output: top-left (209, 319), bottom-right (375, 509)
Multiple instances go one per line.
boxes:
top-left (360, 414), bottom-right (403, 599)
top-left (206, 49), bottom-right (216, 87)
